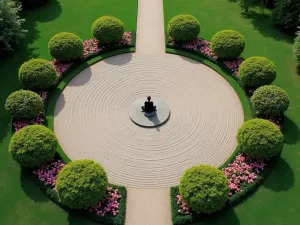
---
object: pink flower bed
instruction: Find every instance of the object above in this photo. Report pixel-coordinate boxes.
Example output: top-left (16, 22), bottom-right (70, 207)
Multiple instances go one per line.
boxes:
top-left (222, 154), bottom-right (265, 197)
top-left (176, 194), bottom-right (191, 215)
top-left (223, 58), bottom-right (244, 77)
top-left (89, 186), bottom-right (122, 217)
top-left (13, 114), bottom-right (44, 132)
top-left (33, 160), bottom-right (65, 188)
top-left (51, 60), bottom-right (73, 78)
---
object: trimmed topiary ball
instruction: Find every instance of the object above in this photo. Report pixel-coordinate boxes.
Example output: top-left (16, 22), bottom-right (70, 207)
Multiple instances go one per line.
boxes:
top-left (237, 119), bottom-right (283, 159)
top-left (179, 165), bottom-right (229, 214)
top-left (211, 30), bottom-right (245, 59)
top-left (48, 32), bottom-right (84, 61)
top-left (18, 59), bottom-right (57, 90)
top-left (251, 85), bottom-right (290, 118)
top-left (239, 56), bottom-right (276, 88)
top-left (56, 159), bottom-right (108, 209)
top-left (92, 16), bottom-right (124, 44)
top-left (9, 125), bottom-right (57, 168)
top-left (168, 14), bottom-right (200, 42)
top-left (5, 90), bottom-right (44, 120)
top-left (293, 32), bottom-right (300, 62)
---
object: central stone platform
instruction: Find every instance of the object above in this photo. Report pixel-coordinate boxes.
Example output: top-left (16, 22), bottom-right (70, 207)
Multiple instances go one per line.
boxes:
top-left (129, 97), bottom-right (170, 127)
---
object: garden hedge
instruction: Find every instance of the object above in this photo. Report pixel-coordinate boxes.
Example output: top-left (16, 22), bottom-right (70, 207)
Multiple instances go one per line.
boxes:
top-left (56, 159), bottom-right (108, 209)
top-left (9, 125), bottom-right (57, 168)
top-left (251, 85), bottom-right (290, 117)
top-left (239, 56), bottom-right (276, 88)
top-left (211, 30), bottom-right (245, 59)
top-left (5, 90), bottom-right (44, 120)
top-left (48, 32), bottom-right (84, 61)
top-left (92, 16), bottom-right (124, 44)
top-left (18, 59), bottom-right (58, 90)
top-left (179, 165), bottom-right (229, 214)
top-left (168, 14), bottom-right (200, 42)
top-left (237, 119), bottom-right (284, 159)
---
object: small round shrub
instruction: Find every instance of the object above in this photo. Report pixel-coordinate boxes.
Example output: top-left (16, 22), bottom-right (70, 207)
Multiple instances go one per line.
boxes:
top-left (56, 159), bottom-right (108, 209)
top-left (211, 30), bottom-right (245, 59)
top-left (48, 32), bottom-right (84, 61)
top-left (237, 119), bottom-right (283, 159)
top-left (9, 125), bottom-right (57, 168)
top-left (18, 59), bottom-right (57, 90)
top-left (251, 85), bottom-right (290, 117)
top-left (168, 14), bottom-right (200, 42)
top-left (92, 16), bottom-right (124, 44)
top-left (5, 90), bottom-right (44, 120)
top-left (293, 32), bottom-right (300, 62)
top-left (239, 56), bottom-right (276, 88)
top-left (179, 165), bottom-right (229, 214)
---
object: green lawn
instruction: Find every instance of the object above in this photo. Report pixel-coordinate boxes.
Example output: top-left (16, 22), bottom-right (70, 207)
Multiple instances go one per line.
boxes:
top-left (0, 0), bottom-right (137, 224)
top-left (164, 0), bottom-right (300, 225)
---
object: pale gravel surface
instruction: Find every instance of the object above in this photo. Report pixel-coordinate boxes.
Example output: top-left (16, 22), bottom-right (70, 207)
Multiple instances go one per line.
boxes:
top-left (54, 53), bottom-right (244, 188)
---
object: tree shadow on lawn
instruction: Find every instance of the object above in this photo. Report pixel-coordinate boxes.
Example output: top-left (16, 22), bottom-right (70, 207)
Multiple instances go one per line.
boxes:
top-left (263, 157), bottom-right (295, 192)
top-left (241, 11), bottom-right (294, 44)
top-left (192, 207), bottom-right (240, 225)
top-left (283, 115), bottom-right (300, 145)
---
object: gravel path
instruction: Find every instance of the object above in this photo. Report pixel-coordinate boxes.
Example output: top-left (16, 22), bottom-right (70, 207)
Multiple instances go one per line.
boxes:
top-left (53, 0), bottom-right (244, 224)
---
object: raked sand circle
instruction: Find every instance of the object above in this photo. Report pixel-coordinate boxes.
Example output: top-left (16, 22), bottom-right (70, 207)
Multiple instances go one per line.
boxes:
top-left (54, 53), bottom-right (244, 188)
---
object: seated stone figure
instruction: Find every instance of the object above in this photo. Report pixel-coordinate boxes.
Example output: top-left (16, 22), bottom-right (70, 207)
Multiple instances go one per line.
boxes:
top-left (141, 96), bottom-right (157, 114)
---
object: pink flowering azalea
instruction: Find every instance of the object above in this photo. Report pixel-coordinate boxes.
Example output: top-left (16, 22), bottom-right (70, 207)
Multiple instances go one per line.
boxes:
top-left (222, 58), bottom-right (244, 77)
top-left (176, 194), bottom-right (191, 215)
top-left (13, 114), bottom-right (44, 132)
top-left (51, 60), bottom-right (73, 78)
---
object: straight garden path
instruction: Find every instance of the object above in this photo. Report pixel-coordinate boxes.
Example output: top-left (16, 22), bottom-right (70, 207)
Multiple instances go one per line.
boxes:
top-left (126, 0), bottom-right (172, 224)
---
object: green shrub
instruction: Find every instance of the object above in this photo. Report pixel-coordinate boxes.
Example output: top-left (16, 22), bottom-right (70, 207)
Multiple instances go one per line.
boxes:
top-left (179, 165), bottom-right (229, 214)
top-left (239, 56), bottom-right (276, 88)
top-left (293, 32), bottom-right (300, 62)
top-left (272, 0), bottom-right (300, 33)
top-left (211, 30), bottom-right (245, 59)
top-left (9, 125), bottom-right (57, 168)
top-left (56, 159), bottom-right (108, 209)
top-left (5, 90), bottom-right (44, 120)
top-left (18, 59), bottom-right (57, 90)
top-left (0, 0), bottom-right (27, 53)
top-left (48, 32), bottom-right (84, 61)
top-left (168, 14), bottom-right (200, 42)
top-left (92, 16), bottom-right (124, 44)
top-left (237, 119), bottom-right (283, 159)
top-left (251, 85), bottom-right (290, 117)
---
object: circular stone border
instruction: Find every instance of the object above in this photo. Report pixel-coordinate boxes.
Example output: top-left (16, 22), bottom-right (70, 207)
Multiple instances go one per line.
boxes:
top-left (129, 97), bottom-right (170, 127)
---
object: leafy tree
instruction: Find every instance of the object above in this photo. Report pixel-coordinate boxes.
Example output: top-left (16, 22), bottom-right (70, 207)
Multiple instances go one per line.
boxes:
top-left (0, 0), bottom-right (27, 53)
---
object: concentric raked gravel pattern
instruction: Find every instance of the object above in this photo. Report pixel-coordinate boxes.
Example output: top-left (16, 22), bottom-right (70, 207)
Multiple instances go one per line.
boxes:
top-left (54, 53), bottom-right (244, 188)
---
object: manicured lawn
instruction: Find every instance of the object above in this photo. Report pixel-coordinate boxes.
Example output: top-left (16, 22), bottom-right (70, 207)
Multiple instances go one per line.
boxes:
top-left (0, 0), bottom-right (137, 224)
top-left (164, 0), bottom-right (300, 225)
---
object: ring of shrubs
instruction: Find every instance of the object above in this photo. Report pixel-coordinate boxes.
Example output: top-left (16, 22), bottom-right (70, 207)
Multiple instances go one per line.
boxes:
top-left (56, 159), bottom-right (108, 209)
top-left (48, 32), bottom-right (84, 61)
top-left (18, 59), bottom-right (57, 90)
top-left (251, 85), bottom-right (290, 118)
top-left (237, 119), bottom-right (284, 159)
top-left (211, 30), bottom-right (245, 59)
top-left (239, 56), bottom-right (276, 88)
top-left (92, 16), bottom-right (124, 44)
top-left (9, 125), bottom-right (57, 168)
top-left (5, 90), bottom-right (44, 120)
top-left (179, 165), bottom-right (229, 214)
top-left (168, 14), bottom-right (200, 42)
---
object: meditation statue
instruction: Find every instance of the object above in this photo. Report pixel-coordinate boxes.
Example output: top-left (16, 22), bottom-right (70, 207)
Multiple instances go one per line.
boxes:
top-left (141, 96), bottom-right (156, 116)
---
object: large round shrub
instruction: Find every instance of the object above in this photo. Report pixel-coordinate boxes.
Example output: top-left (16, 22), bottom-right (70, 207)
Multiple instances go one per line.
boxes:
top-left (179, 165), bottom-right (229, 214)
top-left (48, 32), bottom-right (84, 61)
top-left (293, 32), bottom-right (300, 62)
top-left (92, 16), bottom-right (124, 44)
top-left (168, 14), bottom-right (200, 42)
top-left (5, 90), bottom-right (44, 120)
top-left (18, 59), bottom-right (57, 90)
top-left (239, 56), bottom-right (276, 88)
top-left (251, 85), bottom-right (290, 117)
top-left (9, 125), bottom-right (57, 168)
top-left (211, 30), bottom-right (245, 59)
top-left (56, 159), bottom-right (108, 209)
top-left (237, 119), bottom-right (283, 159)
